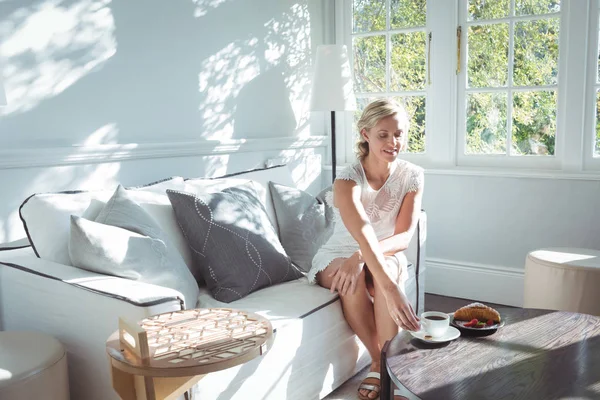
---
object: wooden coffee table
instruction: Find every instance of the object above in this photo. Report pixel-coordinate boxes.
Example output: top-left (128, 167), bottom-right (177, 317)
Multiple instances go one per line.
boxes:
top-left (106, 308), bottom-right (273, 400)
top-left (381, 307), bottom-right (600, 400)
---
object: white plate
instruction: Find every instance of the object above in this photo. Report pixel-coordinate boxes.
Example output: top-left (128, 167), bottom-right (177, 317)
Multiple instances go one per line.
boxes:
top-left (408, 326), bottom-right (461, 343)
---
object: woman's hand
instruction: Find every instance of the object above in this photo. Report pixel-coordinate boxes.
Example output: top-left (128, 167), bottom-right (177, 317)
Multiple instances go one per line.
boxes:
top-left (382, 284), bottom-right (421, 331)
top-left (329, 252), bottom-right (363, 296)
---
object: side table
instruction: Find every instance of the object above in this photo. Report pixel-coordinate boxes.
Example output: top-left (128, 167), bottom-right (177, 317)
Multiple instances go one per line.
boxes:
top-left (106, 308), bottom-right (274, 400)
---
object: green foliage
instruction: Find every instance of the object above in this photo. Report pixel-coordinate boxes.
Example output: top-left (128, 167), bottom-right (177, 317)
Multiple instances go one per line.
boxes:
top-left (353, 36), bottom-right (386, 92)
top-left (512, 91), bottom-right (556, 155)
top-left (353, 0), bottom-right (386, 32)
top-left (466, 93), bottom-right (507, 154)
top-left (351, 0), bottom-right (560, 156)
top-left (468, 24), bottom-right (509, 88)
top-left (391, 0), bottom-right (426, 28)
top-left (469, 0), bottom-right (509, 21)
top-left (352, 0), bottom-right (427, 153)
top-left (391, 32), bottom-right (426, 91)
top-left (515, 0), bottom-right (560, 16)
top-left (398, 96), bottom-right (426, 153)
top-left (514, 18), bottom-right (559, 86)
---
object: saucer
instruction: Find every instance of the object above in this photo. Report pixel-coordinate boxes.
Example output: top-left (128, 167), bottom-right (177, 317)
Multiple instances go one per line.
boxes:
top-left (409, 326), bottom-right (461, 343)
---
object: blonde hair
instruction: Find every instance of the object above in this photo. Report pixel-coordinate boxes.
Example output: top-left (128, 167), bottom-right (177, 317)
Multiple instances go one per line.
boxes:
top-left (355, 98), bottom-right (410, 160)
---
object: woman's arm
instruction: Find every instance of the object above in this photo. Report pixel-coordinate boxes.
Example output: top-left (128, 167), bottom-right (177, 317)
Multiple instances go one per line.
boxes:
top-left (333, 179), bottom-right (396, 290)
top-left (331, 179), bottom-right (420, 331)
top-left (355, 187), bottom-right (424, 261)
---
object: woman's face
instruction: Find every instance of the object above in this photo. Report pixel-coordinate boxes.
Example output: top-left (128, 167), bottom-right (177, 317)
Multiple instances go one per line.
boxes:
top-left (362, 114), bottom-right (406, 162)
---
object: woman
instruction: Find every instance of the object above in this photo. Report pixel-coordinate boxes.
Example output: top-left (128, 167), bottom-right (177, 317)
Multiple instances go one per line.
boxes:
top-left (308, 98), bottom-right (424, 400)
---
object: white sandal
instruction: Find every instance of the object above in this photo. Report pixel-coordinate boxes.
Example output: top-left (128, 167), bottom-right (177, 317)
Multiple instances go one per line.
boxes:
top-left (358, 371), bottom-right (381, 400)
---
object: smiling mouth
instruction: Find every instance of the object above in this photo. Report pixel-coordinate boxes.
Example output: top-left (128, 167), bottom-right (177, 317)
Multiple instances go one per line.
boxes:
top-left (383, 149), bottom-right (398, 155)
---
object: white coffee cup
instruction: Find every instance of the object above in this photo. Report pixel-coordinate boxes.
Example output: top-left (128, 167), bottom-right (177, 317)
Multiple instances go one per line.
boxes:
top-left (420, 311), bottom-right (450, 337)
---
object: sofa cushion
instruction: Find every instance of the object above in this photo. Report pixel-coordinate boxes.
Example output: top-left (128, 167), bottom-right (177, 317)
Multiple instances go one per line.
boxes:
top-left (209, 164), bottom-right (296, 232)
top-left (19, 177), bottom-right (186, 266)
top-left (268, 182), bottom-right (335, 273)
top-left (68, 216), bottom-right (199, 308)
top-left (166, 183), bottom-right (303, 303)
top-left (196, 277), bottom-right (339, 331)
top-left (68, 185), bottom-right (199, 308)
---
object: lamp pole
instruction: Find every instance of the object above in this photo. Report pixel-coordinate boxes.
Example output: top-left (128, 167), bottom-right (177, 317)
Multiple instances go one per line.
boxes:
top-left (330, 110), bottom-right (336, 183)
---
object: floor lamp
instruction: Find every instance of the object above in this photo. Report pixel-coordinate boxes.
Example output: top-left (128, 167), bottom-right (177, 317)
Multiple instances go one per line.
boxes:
top-left (309, 45), bottom-right (356, 183)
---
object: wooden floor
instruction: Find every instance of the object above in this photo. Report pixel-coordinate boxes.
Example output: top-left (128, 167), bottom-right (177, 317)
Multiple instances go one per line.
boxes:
top-left (323, 293), bottom-right (513, 400)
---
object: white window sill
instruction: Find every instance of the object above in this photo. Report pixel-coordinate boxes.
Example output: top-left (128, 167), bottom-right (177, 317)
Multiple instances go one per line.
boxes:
top-left (323, 164), bottom-right (600, 181)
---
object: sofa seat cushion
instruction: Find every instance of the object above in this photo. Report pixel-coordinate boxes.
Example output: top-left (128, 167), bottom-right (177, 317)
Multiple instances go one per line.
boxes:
top-left (196, 277), bottom-right (339, 331)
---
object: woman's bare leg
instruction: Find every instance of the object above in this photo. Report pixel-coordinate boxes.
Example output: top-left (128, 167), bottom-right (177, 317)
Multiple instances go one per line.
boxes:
top-left (317, 258), bottom-right (381, 399)
top-left (372, 254), bottom-right (408, 348)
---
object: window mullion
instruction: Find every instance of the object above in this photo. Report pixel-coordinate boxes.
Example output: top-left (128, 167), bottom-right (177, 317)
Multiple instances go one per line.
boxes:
top-left (582, 0), bottom-right (599, 170)
top-left (507, 0), bottom-right (515, 156)
top-left (426, 0), bottom-right (458, 167)
top-left (386, 0), bottom-right (391, 93)
top-left (556, 0), bottom-right (588, 171)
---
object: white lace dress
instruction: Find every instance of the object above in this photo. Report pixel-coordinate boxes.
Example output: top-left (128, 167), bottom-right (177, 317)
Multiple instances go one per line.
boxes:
top-left (307, 158), bottom-right (424, 284)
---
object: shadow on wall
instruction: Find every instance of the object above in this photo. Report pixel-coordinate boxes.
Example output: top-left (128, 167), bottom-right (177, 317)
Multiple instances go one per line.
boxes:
top-left (0, 0), bottom-right (324, 241)
top-left (0, 0), bottom-right (316, 148)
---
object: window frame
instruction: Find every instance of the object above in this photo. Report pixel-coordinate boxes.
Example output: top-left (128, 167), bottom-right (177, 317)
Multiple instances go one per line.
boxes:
top-left (455, 0), bottom-right (566, 169)
top-left (584, 0), bottom-right (600, 171)
top-left (335, 0), bottom-right (600, 175)
top-left (337, 0), bottom-right (459, 168)
top-left (337, 0), bottom-right (432, 166)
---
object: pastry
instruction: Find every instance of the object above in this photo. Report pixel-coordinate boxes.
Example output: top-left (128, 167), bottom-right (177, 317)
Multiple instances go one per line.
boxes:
top-left (453, 302), bottom-right (501, 323)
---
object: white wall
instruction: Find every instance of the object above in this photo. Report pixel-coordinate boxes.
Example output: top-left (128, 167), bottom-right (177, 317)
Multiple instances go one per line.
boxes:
top-left (422, 171), bottom-right (600, 306)
top-left (0, 0), bottom-right (331, 242)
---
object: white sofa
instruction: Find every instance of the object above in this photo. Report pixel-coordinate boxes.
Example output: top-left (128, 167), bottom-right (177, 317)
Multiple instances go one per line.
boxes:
top-left (0, 164), bottom-right (426, 400)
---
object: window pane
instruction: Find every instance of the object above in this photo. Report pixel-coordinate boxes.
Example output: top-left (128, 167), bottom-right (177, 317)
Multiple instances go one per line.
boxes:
top-left (466, 92), bottom-right (507, 154)
top-left (468, 0), bottom-right (509, 21)
top-left (353, 36), bottom-right (386, 93)
top-left (515, 0), bottom-right (560, 16)
top-left (596, 90), bottom-right (600, 156)
top-left (394, 96), bottom-right (426, 153)
top-left (512, 90), bottom-right (556, 155)
top-left (353, 0), bottom-right (386, 33)
top-left (513, 19), bottom-right (559, 86)
top-left (468, 24), bottom-right (509, 88)
top-left (391, 32), bottom-right (427, 91)
top-left (391, 0), bottom-right (426, 29)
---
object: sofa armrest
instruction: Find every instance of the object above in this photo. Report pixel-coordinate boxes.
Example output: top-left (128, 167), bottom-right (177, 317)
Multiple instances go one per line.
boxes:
top-left (0, 247), bottom-right (185, 308)
top-left (0, 247), bottom-right (185, 400)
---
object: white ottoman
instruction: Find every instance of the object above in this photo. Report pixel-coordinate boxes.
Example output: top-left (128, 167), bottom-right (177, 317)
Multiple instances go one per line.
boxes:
top-left (524, 247), bottom-right (600, 316)
top-left (0, 331), bottom-right (69, 400)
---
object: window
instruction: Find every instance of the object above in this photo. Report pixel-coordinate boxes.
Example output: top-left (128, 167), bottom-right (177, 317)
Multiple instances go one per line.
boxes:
top-left (339, 0), bottom-right (600, 174)
top-left (457, 0), bottom-right (560, 161)
top-left (350, 0), bottom-right (428, 154)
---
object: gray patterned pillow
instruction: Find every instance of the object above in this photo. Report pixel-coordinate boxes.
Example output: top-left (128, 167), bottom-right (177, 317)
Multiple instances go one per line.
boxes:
top-left (268, 182), bottom-right (335, 273)
top-left (166, 183), bottom-right (304, 303)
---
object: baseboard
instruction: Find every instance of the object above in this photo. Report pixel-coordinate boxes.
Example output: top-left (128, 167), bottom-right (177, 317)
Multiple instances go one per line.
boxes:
top-left (425, 258), bottom-right (524, 307)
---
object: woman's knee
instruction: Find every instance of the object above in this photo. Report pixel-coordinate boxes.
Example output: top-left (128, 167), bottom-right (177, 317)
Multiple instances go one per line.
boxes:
top-left (338, 269), bottom-right (368, 298)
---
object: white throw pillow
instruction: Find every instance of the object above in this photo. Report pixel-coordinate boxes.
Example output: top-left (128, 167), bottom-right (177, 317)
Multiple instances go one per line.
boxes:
top-left (68, 185), bottom-right (199, 308)
top-left (69, 216), bottom-right (198, 308)
top-left (20, 177), bottom-right (186, 266)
